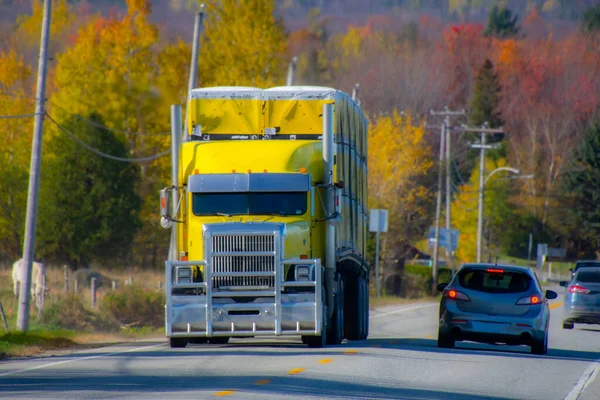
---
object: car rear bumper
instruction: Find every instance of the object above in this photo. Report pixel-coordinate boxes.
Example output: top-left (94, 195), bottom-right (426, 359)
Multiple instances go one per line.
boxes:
top-left (564, 307), bottom-right (600, 324)
top-left (440, 309), bottom-right (546, 344)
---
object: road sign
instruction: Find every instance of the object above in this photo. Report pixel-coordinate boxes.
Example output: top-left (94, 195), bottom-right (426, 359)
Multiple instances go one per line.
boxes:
top-left (369, 209), bottom-right (388, 233)
top-left (427, 227), bottom-right (459, 252)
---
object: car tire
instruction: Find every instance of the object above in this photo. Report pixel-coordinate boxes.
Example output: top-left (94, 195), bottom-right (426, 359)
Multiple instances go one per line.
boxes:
top-left (169, 338), bottom-right (188, 348)
top-left (437, 330), bottom-right (455, 349)
top-left (563, 321), bottom-right (574, 330)
top-left (530, 334), bottom-right (548, 355)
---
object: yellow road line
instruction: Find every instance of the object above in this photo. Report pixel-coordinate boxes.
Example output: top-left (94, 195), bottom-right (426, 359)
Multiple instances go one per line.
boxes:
top-left (214, 390), bottom-right (236, 397)
top-left (254, 379), bottom-right (271, 385)
top-left (288, 368), bottom-right (305, 375)
top-left (318, 358), bottom-right (333, 364)
top-left (550, 301), bottom-right (564, 310)
top-left (344, 349), bottom-right (359, 354)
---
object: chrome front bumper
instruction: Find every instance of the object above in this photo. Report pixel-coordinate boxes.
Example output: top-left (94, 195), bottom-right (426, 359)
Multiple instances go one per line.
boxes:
top-left (165, 259), bottom-right (323, 338)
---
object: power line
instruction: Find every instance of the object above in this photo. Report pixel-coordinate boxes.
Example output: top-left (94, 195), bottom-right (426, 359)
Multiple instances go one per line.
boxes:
top-left (48, 100), bottom-right (171, 136)
top-left (45, 113), bottom-right (171, 163)
top-left (0, 114), bottom-right (37, 119)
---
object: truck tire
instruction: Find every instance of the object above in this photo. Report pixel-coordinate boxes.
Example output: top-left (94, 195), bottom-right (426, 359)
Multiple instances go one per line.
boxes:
top-left (360, 276), bottom-right (369, 340)
top-left (208, 337), bottom-right (230, 344)
top-left (327, 275), bottom-right (345, 345)
top-left (169, 338), bottom-right (188, 348)
top-left (345, 277), bottom-right (365, 341)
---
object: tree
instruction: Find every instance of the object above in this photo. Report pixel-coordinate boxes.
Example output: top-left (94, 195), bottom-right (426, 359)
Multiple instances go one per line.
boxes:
top-left (469, 59), bottom-right (502, 128)
top-left (38, 114), bottom-right (141, 269)
top-left (368, 111), bottom-right (434, 278)
top-left (199, 0), bottom-right (287, 87)
top-left (0, 49), bottom-right (33, 261)
top-left (450, 157), bottom-right (516, 263)
top-left (561, 122), bottom-right (600, 250)
top-left (484, 6), bottom-right (519, 38)
top-left (581, 4), bottom-right (600, 33)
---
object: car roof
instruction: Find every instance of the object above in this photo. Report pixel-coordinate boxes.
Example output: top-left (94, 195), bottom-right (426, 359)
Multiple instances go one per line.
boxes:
top-left (576, 260), bottom-right (600, 265)
top-left (458, 263), bottom-right (535, 276)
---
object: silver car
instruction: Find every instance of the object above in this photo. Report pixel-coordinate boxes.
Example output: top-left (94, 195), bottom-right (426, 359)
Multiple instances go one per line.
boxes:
top-left (437, 263), bottom-right (558, 355)
top-left (561, 267), bottom-right (600, 330)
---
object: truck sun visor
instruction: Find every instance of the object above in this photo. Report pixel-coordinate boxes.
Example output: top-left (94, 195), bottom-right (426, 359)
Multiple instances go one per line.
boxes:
top-left (188, 173), bottom-right (310, 193)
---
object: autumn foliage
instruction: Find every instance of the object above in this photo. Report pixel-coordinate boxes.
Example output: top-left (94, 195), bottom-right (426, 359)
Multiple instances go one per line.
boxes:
top-left (2, 2), bottom-right (600, 267)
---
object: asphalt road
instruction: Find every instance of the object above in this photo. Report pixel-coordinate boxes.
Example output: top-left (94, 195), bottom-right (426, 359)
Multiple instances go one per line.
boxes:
top-left (1, 287), bottom-right (600, 400)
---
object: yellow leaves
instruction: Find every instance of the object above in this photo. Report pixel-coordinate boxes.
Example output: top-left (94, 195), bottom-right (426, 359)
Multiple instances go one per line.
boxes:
top-left (200, 0), bottom-right (287, 87)
top-left (0, 49), bottom-right (31, 88)
top-left (16, 0), bottom-right (75, 45)
top-left (368, 111), bottom-right (433, 232)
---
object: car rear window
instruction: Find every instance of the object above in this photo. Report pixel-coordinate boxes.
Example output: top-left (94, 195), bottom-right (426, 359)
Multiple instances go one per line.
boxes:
top-left (576, 270), bottom-right (600, 283)
top-left (458, 268), bottom-right (532, 293)
top-left (575, 262), bottom-right (600, 270)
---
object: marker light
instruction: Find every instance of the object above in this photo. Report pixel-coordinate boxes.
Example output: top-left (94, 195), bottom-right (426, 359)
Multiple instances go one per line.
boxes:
top-left (300, 167), bottom-right (307, 173)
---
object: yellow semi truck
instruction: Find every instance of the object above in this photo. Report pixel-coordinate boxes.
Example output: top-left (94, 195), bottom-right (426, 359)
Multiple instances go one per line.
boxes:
top-left (160, 86), bottom-right (369, 348)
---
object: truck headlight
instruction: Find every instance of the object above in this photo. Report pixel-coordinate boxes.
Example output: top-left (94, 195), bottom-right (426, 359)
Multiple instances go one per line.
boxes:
top-left (175, 266), bottom-right (192, 283)
top-left (295, 265), bottom-right (313, 281)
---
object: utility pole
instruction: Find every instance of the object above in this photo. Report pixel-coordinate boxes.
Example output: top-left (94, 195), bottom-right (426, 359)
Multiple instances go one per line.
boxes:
top-left (352, 83), bottom-right (360, 105)
top-left (286, 56), bottom-right (298, 86)
top-left (462, 125), bottom-right (504, 263)
top-left (431, 126), bottom-right (444, 294)
top-left (429, 108), bottom-right (465, 276)
top-left (18, 0), bottom-right (51, 331)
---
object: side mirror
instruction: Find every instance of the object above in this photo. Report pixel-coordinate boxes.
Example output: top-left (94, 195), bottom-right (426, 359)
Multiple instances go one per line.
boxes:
top-left (545, 290), bottom-right (558, 300)
top-left (559, 281), bottom-right (569, 287)
top-left (160, 189), bottom-right (173, 229)
top-left (436, 283), bottom-right (448, 292)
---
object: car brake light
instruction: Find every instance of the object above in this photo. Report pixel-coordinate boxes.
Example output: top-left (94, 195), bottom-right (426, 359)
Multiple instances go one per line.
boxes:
top-left (487, 268), bottom-right (504, 273)
top-left (516, 294), bottom-right (544, 305)
top-left (568, 285), bottom-right (590, 294)
top-left (444, 289), bottom-right (470, 301)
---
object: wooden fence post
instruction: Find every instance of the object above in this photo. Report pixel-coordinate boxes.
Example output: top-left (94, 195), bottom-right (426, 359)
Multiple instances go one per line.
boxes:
top-left (158, 280), bottom-right (163, 290)
top-left (0, 303), bottom-right (8, 331)
top-left (64, 265), bottom-right (69, 293)
top-left (75, 279), bottom-right (80, 293)
top-left (91, 277), bottom-right (97, 309)
top-left (112, 280), bottom-right (117, 290)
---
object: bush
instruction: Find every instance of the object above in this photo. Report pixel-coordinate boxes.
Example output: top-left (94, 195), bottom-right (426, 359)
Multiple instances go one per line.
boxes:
top-left (100, 287), bottom-right (165, 329)
top-left (404, 264), bottom-right (453, 283)
top-left (41, 295), bottom-right (118, 331)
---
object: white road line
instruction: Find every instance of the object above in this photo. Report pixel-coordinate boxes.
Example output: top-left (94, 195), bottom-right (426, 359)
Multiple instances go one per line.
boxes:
top-left (564, 359), bottom-right (600, 400)
top-left (0, 343), bottom-right (166, 377)
top-left (370, 303), bottom-right (437, 319)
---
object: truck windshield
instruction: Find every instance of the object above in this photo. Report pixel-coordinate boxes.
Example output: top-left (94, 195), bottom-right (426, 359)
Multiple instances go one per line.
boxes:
top-left (192, 192), bottom-right (307, 216)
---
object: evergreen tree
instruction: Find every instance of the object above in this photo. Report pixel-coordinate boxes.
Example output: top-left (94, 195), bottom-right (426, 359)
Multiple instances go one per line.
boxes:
top-left (38, 114), bottom-right (142, 268)
top-left (561, 122), bottom-right (600, 248)
top-left (484, 6), bottom-right (519, 38)
top-left (469, 59), bottom-right (503, 129)
top-left (581, 4), bottom-right (600, 33)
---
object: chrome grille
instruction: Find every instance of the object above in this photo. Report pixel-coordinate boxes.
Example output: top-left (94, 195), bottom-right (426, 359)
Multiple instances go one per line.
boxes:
top-left (210, 234), bottom-right (276, 289)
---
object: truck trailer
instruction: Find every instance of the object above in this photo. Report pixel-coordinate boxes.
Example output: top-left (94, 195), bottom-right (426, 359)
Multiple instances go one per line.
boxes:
top-left (160, 86), bottom-right (369, 348)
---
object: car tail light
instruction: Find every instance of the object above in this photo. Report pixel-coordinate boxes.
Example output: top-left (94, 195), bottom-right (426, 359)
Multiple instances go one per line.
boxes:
top-left (487, 268), bottom-right (504, 273)
top-left (516, 294), bottom-right (543, 305)
top-left (444, 289), bottom-right (470, 301)
top-left (568, 285), bottom-right (590, 294)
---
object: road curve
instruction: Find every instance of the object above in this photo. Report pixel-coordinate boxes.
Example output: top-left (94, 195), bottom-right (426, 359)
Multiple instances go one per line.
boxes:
top-left (1, 287), bottom-right (600, 400)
